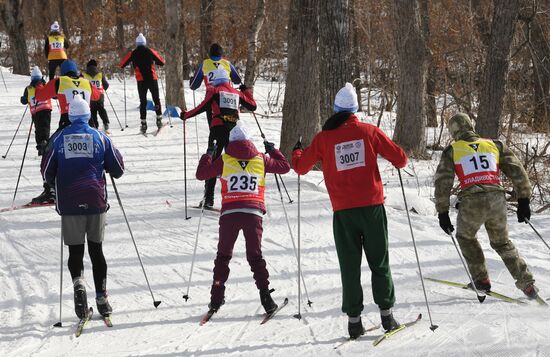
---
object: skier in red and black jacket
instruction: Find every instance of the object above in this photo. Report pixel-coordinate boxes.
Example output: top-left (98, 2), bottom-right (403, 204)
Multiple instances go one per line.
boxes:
top-left (181, 69), bottom-right (257, 208)
top-left (118, 33), bottom-right (165, 134)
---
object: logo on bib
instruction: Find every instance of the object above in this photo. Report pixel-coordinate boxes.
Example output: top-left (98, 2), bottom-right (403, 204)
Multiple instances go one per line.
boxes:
top-left (72, 80), bottom-right (80, 87)
top-left (238, 161), bottom-right (249, 170)
top-left (469, 143), bottom-right (479, 151)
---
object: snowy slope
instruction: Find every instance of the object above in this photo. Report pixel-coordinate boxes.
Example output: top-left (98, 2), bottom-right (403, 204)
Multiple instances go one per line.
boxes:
top-left (1, 68), bottom-right (550, 357)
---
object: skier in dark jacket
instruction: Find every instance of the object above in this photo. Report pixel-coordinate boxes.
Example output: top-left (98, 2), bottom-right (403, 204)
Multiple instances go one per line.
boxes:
top-left (182, 69), bottom-right (257, 208)
top-left (118, 33), bottom-right (165, 134)
top-left (44, 21), bottom-right (70, 80)
top-left (196, 123), bottom-right (290, 314)
top-left (42, 95), bottom-right (124, 320)
top-left (83, 59), bottom-right (110, 132)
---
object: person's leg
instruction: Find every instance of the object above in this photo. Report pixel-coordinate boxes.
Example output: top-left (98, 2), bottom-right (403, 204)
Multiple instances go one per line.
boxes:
top-left (62, 215), bottom-right (88, 318)
top-left (68, 244), bottom-right (85, 280)
top-left (33, 110), bottom-right (51, 155)
top-left (89, 101), bottom-right (100, 128)
top-left (48, 60), bottom-right (58, 80)
top-left (203, 125), bottom-right (228, 206)
top-left (242, 214), bottom-right (269, 289)
top-left (333, 208), bottom-right (364, 317)
top-left (211, 214), bottom-right (241, 306)
top-left (456, 195), bottom-right (489, 281)
top-left (484, 192), bottom-right (534, 290)
top-left (97, 97), bottom-right (110, 129)
top-left (149, 80), bottom-right (162, 116)
top-left (137, 81), bottom-right (148, 120)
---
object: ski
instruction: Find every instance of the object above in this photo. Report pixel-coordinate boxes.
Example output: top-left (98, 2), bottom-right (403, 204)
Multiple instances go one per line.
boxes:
top-left (372, 313), bottom-right (422, 346)
top-left (534, 295), bottom-right (548, 306)
top-left (260, 297), bottom-right (288, 325)
top-left (102, 314), bottom-right (113, 327)
top-left (333, 324), bottom-right (382, 349)
top-left (0, 202), bottom-right (55, 213)
top-left (426, 277), bottom-right (525, 304)
top-left (200, 308), bottom-right (218, 326)
top-left (75, 307), bottom-right (94, 338)
top-left (153, 123), bottom-right (169, 137)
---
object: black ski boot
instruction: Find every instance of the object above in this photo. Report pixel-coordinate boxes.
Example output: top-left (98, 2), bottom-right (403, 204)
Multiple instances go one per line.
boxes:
top-left (73, 280), bottom-right (88, 319)
top-left (156, 115), bottom-right (163, 129)
top-left (96, 294), bottom-right (112, 317)
top-left (348, 316), bottom-right (365, 339)
top-left (208, 299), bottom-right (225, 312)
top-left (31, 183), bottom-right (55, 204)
top-left (140, 119), bottom-right (147, 134)
top-left (260, 288), bottom-right (278, 314)
top-left (381, 308), bottom-right (400, 332)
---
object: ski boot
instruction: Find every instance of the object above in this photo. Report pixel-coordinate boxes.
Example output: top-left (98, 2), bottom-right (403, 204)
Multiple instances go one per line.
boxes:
top-left (522, 283), bottom-right (539, 299)
top-left (96, 293), bottom-right (112, 317)
top-left (467, 278), bottom-right (491, 292)
top-left (31, 183), bottom-right (55, 204)
top-left (208, 299), bottom-right (225, 312)
top-left (348, 315), bottom-right (365, 339)
top-left (73, 279), bottom-right (89, 319)
top-left (260, 288), bottom-right (278, 314)
top-left (380, 308), bottom-right (400, 332)
top-left (156, 115), bottom-right (163, 129)
top-left (103, 122), bottom-right (110, 133)
top-left (140, 119), bottom-right (147, 134)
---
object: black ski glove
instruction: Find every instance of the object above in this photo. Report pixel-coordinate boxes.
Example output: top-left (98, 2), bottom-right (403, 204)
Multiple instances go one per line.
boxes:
top-left (239, 84), bottom-right (248, 91)
top-left (517, 198), bottom-right (531, 223)
top-left (438, 212), bottom-right (454, 234)
top-left (206, 143), bottom-right (217, 156)
top-left (264, 141), bottom-right (275, 154)
top-left (179, 110), bottom-right (186, 121)
top-left (293, 139), bottom-right (303, 151)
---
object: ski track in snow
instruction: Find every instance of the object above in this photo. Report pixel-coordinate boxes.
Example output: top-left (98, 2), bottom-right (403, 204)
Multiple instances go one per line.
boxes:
top-left (1, 69), bottom-right (550, 356)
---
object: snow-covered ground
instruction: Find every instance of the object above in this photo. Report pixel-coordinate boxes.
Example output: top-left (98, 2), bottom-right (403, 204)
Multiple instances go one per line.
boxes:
top-left (1, 68), bottom-right (549, 356)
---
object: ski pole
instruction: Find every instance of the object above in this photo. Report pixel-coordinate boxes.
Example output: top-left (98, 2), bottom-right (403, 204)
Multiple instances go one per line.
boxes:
top-left (274, 173), bottom-right (312, 308)
top-left (53, 234), bottom-right (64, 327)
top-left (251, 111), bottom-right (293, 203)
top-left (183, 118), bottom-right (190, 220)
top-left (398, 169), bottom-right (438, 331)
top-left (123, 69), bottom-right (128, 128)
top-left (2, 106), bottom-right (28, 159)
top-left (294, 172), bottom-right (303, 320)
top-left (192, 90), bottom-right (200, 161)
top-left (11, 120), bottom-right (33, 206)
top-left (105, 91), bottom-right (124, 131)
top-left (525, 218), bottom-right (550, 252)
top-left (158, 70), bottom-right (172, 128)
top-left (109, 175), bottom-right (161, 308)
top-left (183, 141), bottom-right (217, 301)
top-left (448, 231), bottom-right (486, 303)
top-left (0, 65), bottom-right (8, 92)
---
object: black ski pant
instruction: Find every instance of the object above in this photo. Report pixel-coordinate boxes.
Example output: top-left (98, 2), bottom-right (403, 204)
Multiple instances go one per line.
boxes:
top-left (137, 79), bottom-right (162, 120)
top-left (48, 59), bottom-right (65, 80)
top-left (204, 122), bottom-right (236, 203)
top-left (90, 96), bottom-right (109, 129)
top-left (68, 241), bottom-right (107, 295)
top-left (31, 110), bottom-right (51, 155)
top-left (58, 113), bottom-right (70, 130)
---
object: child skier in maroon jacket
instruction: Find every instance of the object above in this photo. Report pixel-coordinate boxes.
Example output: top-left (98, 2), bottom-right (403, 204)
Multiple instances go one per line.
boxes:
top-left (196, 124), bottom-right (290, 314)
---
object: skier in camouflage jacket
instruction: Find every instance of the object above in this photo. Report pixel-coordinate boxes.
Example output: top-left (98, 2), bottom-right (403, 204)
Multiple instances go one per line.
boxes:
top-left (434, 113), bottom-right (539, 298)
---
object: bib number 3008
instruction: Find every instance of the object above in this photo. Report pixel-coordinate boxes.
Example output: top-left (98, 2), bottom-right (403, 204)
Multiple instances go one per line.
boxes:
top-left (335, 139), bottom-right (366, 171)
top-left (64, 134), bottom-right (93, 159)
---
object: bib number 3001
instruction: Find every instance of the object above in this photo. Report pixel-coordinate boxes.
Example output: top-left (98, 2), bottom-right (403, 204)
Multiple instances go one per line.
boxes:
top-left (219, 92), bottom-right (239, 110)
top-left (64, 134), bottom-right (93, 159)
top-left (335, 139), bottom-right (365, 171)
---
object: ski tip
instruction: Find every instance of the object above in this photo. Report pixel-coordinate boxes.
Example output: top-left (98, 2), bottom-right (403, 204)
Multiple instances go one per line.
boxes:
top-left (53, 322), bottom-right (62, 328)
top-left (153, 301), bottom-right (162, 308)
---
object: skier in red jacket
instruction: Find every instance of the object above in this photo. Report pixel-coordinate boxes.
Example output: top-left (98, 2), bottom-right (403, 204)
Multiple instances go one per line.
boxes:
top-left (292, 83), bottom-right (408, 339)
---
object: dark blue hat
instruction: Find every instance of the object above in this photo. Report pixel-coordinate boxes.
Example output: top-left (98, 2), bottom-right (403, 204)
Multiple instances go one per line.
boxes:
top-left (60, 59), bottom-right (78, 76)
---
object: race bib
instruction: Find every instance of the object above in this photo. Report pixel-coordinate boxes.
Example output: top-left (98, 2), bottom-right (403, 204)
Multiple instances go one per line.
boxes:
top-left (219, 91), bottom-right (239, 110)
top-left (51, 41), bottom-right (63, 50)
top-left (90, 79), bottom-right (101, 89)
top-left (64, 134), bottom-right (93, 159)
top-left (227, 172), bottom-right (259, 194)
top-left (30, 96), bottom-right (37, 106)
top-left (335, 139), bottom-right (365, 171)
top-left (459, 153), bottom-right (497, 175)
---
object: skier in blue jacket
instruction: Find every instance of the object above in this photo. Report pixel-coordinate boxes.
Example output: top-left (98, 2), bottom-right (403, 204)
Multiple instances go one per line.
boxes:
top-left (42, 95), bottom-right (124, 320)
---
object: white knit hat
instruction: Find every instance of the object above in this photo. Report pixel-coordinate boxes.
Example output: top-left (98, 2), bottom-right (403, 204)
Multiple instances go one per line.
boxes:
top-left (334, 82), bottom-right (358, 113)
top-left (229, 123), bottom-right (251, 142)
top-left (31, 66), bottom-right (42, 80)
top-left (50, 21), bottom-right (60, 32)
top-left (68, 94), bottom-right (90, 120)
top-left (136, 33), bottom-right (146, 46)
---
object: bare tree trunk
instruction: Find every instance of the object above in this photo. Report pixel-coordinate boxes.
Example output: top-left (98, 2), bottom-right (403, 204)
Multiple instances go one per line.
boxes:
top-left (470, 0), bottom-right (491, 47)
top-left (529, 12), bottom-right (550, 132)
top-left (244, 0), bottom-right (266, 90)
top-left (319, 0), bottom-right (352, 122)
top-left (180, 2), bottom-right (191, 87)
top-left (58, 0), bottom-right (70, 38)
top-left (0, 0), bottom-right (29, 75)
top-left (200, 0), bottom-right (215, 59)
top-left (165, 0), bottom-right (185, 109)
top-left (419, 0), bottom-right (437, 127)
top-left (350, 0), bottom-right (362, 112)
top-left (391, 0), bottom-right (428, 156)
top-left (115, 0), bottom-right (125, 54)
top-left (477, 0), bottom-right (519, 138)
top-left (281, 0), bottom-right (320, 159)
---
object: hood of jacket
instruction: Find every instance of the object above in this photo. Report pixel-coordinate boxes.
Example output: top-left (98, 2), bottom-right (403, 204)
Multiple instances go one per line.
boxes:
top-left (448, 113), bottom-right (479, 141)
top-left (225, 140), bottom-right (259, 160)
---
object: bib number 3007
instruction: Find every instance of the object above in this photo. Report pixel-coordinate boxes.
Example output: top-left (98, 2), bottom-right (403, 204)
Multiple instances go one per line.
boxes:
top-left (335, 139), bottom-right (365, 171)
top-left (64, 134), bottom-right (93, 159)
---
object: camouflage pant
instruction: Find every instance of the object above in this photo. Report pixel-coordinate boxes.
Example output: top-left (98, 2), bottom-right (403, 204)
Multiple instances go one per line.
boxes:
top-left (456, 191), bottom-right (534, 290)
